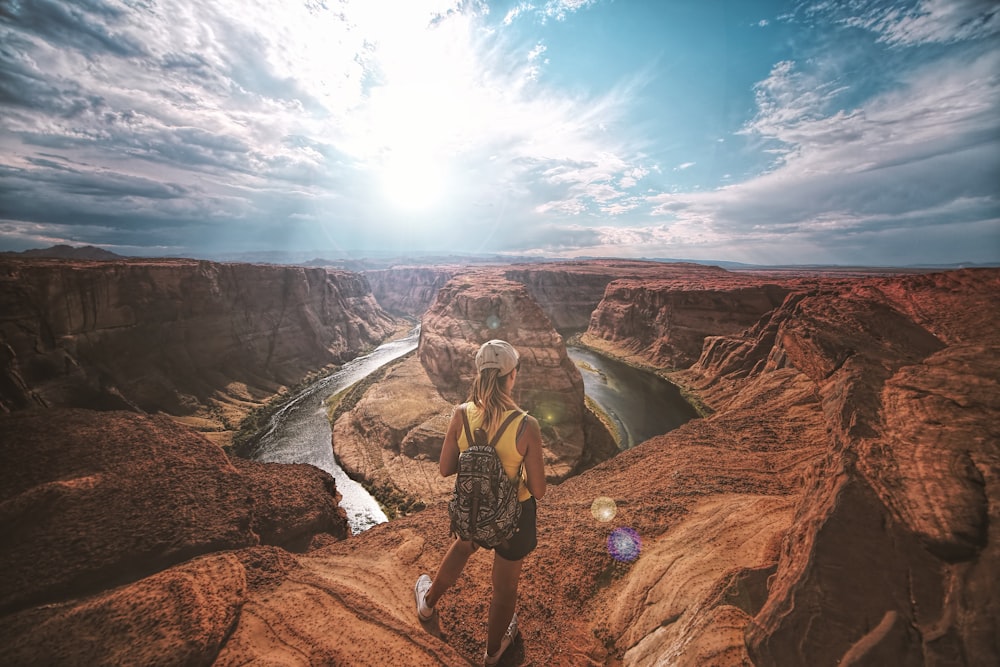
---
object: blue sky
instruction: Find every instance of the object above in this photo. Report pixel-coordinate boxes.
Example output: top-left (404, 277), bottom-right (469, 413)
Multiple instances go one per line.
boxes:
top-left (1, 0), bottom-right (997, 265)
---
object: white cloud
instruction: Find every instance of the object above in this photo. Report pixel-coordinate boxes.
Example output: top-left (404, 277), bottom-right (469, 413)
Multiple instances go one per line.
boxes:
top-left (637, 46), bottom-right (1000, 262)
top-left (502, 0), bottom-right (599, 24)
top-left (542, 0), bottom-right (599, 22)
top-left (841, 0), bottom-right (1000, 46)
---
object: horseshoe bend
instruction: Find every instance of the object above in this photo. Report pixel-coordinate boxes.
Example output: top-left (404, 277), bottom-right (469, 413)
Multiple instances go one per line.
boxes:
top-left (1, 256), bottom-right (997, 665)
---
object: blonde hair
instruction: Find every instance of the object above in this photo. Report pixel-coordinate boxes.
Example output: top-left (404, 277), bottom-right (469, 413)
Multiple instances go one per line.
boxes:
top-left (468, 367), bottom-right (518, 434)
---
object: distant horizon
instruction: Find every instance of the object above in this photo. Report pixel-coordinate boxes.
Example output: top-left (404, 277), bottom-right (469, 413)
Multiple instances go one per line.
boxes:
top-left (2, 1), bottom-right (998, 265)
top-left (6, 242), bottom-right (998, 271)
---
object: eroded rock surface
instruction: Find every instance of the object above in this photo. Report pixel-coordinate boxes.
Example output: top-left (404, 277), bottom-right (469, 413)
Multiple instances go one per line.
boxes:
top-left (0, 258), bottom-right (395, 440)
top-left (504, 260), bottom-right (719, 331)
top-left (0, 409), bottom-right (348, 618)
top-left (363, 266), bottom-right (458, 317)
top-left (582, 273), bottom-right (799, 369)
top-left (332, 267), bottom-right (620, 508)
top-left (1, 265), bottom-right (997, 666)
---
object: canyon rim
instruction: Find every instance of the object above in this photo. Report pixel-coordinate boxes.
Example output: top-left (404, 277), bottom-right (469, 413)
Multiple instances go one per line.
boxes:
top-left (0, 256), bottom-right (997, 665)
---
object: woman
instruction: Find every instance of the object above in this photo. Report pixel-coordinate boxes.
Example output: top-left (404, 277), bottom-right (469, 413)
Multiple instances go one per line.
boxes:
top-left (414, 339), bottom-right (546, 666)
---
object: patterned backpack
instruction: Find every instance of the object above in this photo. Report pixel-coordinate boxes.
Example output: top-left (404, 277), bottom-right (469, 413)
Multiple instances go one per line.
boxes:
top-left (448, 405), bottom-right (525, 549)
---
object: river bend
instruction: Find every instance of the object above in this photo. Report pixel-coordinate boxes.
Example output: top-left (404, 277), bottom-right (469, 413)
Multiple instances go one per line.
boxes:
top-left (255, 330), bottom-right (697, 533)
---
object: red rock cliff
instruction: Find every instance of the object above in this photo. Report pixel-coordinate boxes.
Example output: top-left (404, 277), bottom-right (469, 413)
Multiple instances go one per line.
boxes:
top-left (504, 259), bottom-right (729, 332)
top-left (1, 265), bottom-right (996, 666)
top-left (363, 266), bottom-right (458, 317)
top-left (0, 258), bottom-right (395, 424)
top-left (583, 273), bottom-right (798, 369)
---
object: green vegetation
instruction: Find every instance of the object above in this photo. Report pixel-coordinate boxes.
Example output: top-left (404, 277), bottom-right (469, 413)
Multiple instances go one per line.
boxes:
top-left (359, 479), bottom-right (427, 520)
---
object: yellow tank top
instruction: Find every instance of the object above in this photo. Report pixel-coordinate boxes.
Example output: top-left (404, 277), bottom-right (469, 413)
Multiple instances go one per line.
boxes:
top-left (458, 403), bottom-right (532, 502)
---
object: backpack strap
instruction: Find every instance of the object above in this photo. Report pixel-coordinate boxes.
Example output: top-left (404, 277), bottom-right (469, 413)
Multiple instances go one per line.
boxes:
top-left (489, 410), bottom-right (523, 447)
top-left (459, 404), bottom-right (475, 447)
top-left (461, 406), bottom-right (525, 448)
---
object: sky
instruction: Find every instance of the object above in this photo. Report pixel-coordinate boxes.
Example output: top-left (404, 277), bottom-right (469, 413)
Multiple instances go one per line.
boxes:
top-left (1, 0), bottom-right (998, 266)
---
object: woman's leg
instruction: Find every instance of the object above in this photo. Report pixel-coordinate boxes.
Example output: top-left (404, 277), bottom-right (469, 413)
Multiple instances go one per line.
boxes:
top-left (486, 553), bottom-right (523, 656)
top-left (426, 539), bottom-right (477, 608)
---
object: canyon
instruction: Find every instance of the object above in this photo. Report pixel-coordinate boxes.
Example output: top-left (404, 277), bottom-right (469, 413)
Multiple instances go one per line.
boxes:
top-left (0, 256), bottom-right (997, 666)
top-left (0, 258), bottom-right (395, 444)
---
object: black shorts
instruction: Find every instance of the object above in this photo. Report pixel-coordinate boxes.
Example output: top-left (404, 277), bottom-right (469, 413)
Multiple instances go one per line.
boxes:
top-left (492, 497), bottom-right (537, 561)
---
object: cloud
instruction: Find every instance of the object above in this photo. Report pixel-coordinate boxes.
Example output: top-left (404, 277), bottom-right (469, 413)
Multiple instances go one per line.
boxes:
top-left (1, 0), bottom-right (996, 264)
top-left (500, 0), bottom-right (599, 25)
top-left (835, 0), bottom-right (1000, 46)
top-left (638, 46), bottom-right (1000, 263)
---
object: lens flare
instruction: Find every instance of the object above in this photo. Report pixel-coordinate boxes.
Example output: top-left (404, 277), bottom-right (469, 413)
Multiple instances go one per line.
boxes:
top-left (607, 527), bottom-right (641, 562)
top-left (591, 496), bottom-right (617, 522)
top-left (534, 400), bottom-right (565, 424)
top-left (486, 315), bottom-right (501, 329)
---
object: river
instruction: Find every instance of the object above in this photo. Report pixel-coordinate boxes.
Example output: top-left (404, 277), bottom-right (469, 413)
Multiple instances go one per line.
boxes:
top-left (566, 345), bottom-right (700, 450)
top-left (253, 327), bottom-right (419, 534)
top-left (254, 329), bottom-right (697, 533)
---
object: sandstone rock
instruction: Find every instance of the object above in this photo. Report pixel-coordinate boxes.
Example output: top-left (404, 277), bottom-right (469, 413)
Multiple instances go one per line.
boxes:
top-left (216, 531), bottom-right (470, 666)
top-left (671, 268), bottom-right (1000, 666)
top-left (503, 259), bottom-right (715, 331)
top-left (0, 553), bottom-right (247, 667)
top-left (418, 271), bottom-right (594, 481)
top-left (2, 264), bottom-right (997, 666)
top-left (583, 275), bottom-right (793, 369)
top-left (364, 266), bottom-right (458, 317)
top-left (0, 258), bottom-right (395, 431)
top-left (0, 408), bottom-right (348, 617)
top-left (332, 354), bottom-right (455, 504)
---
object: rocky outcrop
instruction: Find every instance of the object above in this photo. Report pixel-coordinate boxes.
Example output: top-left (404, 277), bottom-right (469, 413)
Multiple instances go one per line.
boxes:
top-left (0, 258), bottom-right (395, 438)
top-left (1, 265), bottom-right (997, 666)
top-left (582, 274), bottom-right (797, 369)
top-left (505, 259), bottom-right (728, 331)
top-left (653, 268), bottom-right (1000, 665)
top-left (418, 271), bottom-right (602, 480)
top-left (0, 409), bottom-right (348, 620)
top-left (363, 266), bottom-right (458, 317)
top-left (332, 269), bottom-right (617, 507)
top-left (332, 354), bottom-right (456, 505)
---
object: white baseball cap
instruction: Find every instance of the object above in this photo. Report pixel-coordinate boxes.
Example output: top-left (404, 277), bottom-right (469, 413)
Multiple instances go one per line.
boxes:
top-left (475, 339), bottom-right (520, 376)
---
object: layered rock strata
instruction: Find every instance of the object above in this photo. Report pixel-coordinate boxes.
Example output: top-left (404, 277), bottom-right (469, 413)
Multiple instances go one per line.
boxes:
top-left (363, 266), bottom-right (458, 317)
top-left (657, 268), bottom-right (1000, 665)
top-left (505, 259), bottom-right (730, 331)
top-left (0, 258), bottom-right (395, 438)
top-left (0, 408), bottom-right (350, 664)
top-left (582, 274), bottom-right (799, 369)
top-left (333, 270), bottom-right (617, 507)
top-left (1, 265), bottom-right (996, 666)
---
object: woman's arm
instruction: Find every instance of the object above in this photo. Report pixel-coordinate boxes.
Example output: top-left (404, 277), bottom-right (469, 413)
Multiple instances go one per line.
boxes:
top-left (439, 407), bottom-right (463, 477)
top-left (520, 415), bottom-right (546, 500)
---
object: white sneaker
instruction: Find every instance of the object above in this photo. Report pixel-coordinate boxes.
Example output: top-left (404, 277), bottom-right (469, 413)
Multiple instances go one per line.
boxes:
top-left (484, 612), bottom-right (518, 665)
top-left (414, 574), bottom-right (434, 621)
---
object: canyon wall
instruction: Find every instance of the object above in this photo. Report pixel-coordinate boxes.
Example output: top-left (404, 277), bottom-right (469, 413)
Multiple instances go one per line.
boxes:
top-left (582, 274), bottom-right (799, 369)
top-left (1, 263), bottom-right (996, 666)
top-left (363, 266), bottom-right (458, 317)
top-left (0, 258), bottom-right (395, 435)
top-left (505, 259), bottom-right (729, 331)
top-left (332, 269), bottom-right (618, 509)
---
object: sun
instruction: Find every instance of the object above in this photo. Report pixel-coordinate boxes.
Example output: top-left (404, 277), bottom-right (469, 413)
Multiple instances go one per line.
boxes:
top-left (380, 151), bottom-right (450, 211)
